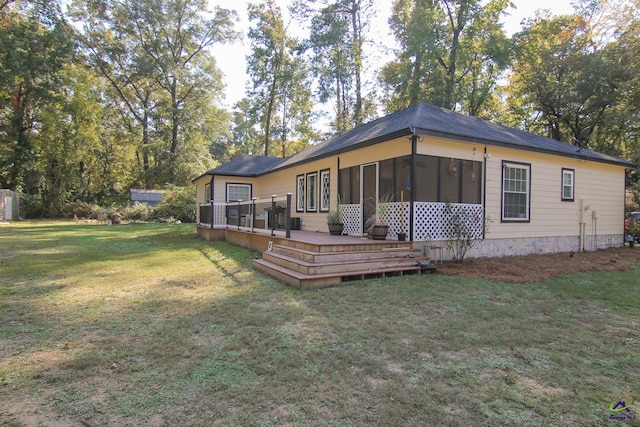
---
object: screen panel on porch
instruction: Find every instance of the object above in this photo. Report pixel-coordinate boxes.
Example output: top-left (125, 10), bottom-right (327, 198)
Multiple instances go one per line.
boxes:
top-left (338, 155), bottom-right (483, 238)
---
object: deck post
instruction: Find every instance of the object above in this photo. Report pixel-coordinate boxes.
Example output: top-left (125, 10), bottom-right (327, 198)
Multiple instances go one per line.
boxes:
top-left (210, 175), bottom-right (215, 229)
top-left (271, 195), bottom-right (276, 236)
top-left (251, 197), bottom-right (257, 233)
top-left (209, 200), bottom-right (214, 229)
top-left (410, 134), bottom-right (417, 241)
top-left (286, 193), bottom-right (292, 238)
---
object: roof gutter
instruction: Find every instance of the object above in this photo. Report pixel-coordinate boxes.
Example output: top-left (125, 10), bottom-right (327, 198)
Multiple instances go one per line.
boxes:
top-left (413, 127), bottom-right (637, 169)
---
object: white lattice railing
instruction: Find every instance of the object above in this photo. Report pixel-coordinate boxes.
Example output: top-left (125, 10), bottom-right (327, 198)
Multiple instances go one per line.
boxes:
top-left (379, 202), bottom-right (410, 239)
top-left (341, 204), bottom-right (362, 236)
top-left (413, 202), bottom-right (484, 241)
top-left (340, 202), bottom-right (483, 241)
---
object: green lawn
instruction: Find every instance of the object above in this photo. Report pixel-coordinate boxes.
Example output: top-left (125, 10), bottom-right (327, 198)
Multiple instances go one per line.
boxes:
top-left (1, 221), bottom-right (639, 426)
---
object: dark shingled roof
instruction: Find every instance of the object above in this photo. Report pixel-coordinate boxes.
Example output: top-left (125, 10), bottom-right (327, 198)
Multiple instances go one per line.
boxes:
top-left (200, 102), bottom-right (635, 179)
top-left (203, 155), bottom-right (287, 177)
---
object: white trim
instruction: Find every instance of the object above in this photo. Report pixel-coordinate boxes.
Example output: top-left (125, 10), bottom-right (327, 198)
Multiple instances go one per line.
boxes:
top-left (306, 172), bottom-right (317, 212)
top-left (562, 168), bottom-right (575, 201)
top-left (296, 175), bottom-right (305, 212)
top-left (502, 162), bottom-right (530, 221)
top-left (226, 183), bottom-right (251, 202)
top-left (320, 169), bottom-right (330, 212)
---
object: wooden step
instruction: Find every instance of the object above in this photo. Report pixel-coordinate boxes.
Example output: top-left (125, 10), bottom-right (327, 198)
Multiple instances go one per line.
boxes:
top-left (253, 258), bottom-right (436, 289)
top-left (271, 244), bottom-right (422, 263)
top-left (277, 239), bottom-right (414, 253)
top-left (262, 250), bottom-right (431, 275)
top-left (253, 237), bottom-right (437, 288)
top-left (253, 259), bottom-right (341, 288)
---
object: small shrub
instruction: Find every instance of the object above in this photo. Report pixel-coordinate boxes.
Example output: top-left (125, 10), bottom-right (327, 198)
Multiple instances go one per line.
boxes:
top-left (18, 193), bottom-right (43, 219)
top-left (444, 203), bottom-right (487, 263)
top-left (61, 201), bottom-right (98, 219)
top-left (152, 186), bottom-right (196, 223)
top-left (121, 203), bottom-right (153, 222)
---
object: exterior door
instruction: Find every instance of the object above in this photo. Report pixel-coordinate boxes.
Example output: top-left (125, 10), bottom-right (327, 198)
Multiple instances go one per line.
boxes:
top-left (4, 196), bottom-right (11, 220)
top-left (361, 163), bottom-right (378, 233)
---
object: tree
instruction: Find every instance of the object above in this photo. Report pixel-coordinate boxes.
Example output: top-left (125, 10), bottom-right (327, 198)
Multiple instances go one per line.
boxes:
top-left (0, 0), bottom-right (75, 192)
top-left (380, 0), bottom-right (511, 116)
top-left (69, 0), bottom-right (237, 186)
top-left (229, 98), bottom-right (263, 158)
top-left (504, 12), bottom-right (631, 147)
top-left (295, 0), bottom-right (375, 133)
top-left (245, 0), bottom-right (315, 157)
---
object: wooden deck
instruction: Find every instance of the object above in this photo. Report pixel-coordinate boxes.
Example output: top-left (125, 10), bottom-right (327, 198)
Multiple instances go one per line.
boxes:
top-left (197, 225), bottom-right (436, 288)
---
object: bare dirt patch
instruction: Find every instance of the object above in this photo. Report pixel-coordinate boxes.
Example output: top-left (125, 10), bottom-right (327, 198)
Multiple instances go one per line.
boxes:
top-left (437, 247), bottom-right (640, 283)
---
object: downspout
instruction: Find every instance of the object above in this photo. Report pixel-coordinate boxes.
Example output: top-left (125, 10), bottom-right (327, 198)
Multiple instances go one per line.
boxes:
top-left (410, 133), bottom-right (418, 241)
top-left (337, 157), bottom-right (341, 202)
top-left (482, 147), bottom-right (487, 239)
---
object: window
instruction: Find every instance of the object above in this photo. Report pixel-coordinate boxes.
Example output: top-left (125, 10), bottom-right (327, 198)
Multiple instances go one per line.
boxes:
top-left (226, 183), bottom-right (251, 202)
top-left (320, 169), bottom-right (330, 212)
top-left (306, 172), bottom-right (317, 212)
top-left (562, 168), bottom-right (575, 201)
top-left (204, 183), bottom-right (211, 203)
top-left (502, 162), bottom-right (530, 222)
top-left (296, 175), bottom-right (304, 212)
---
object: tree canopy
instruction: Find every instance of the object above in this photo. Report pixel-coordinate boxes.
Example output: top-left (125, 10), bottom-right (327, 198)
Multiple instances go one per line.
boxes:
top-left (1, 0), bottom-right (639, 217)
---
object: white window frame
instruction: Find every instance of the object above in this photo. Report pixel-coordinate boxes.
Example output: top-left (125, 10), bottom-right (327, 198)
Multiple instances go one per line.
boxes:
top-left (306, 172), bottom-right (317, 212)
top-left (296, 175), bottom-right (304, 212)
top-left (320, 169), bottom-right (330, 212)
top-left (561, 168), bottom-right (575, 202)
top-left (204, 183), bottom-right (211, 203)
top-left (226, 183), bottom-right (251, 202)
top-left (501, 161), bottom-right (530, 222)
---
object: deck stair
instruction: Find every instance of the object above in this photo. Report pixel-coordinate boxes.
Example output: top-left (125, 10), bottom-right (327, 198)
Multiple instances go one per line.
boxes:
top-left (253, 241), bottom-right (435, 289)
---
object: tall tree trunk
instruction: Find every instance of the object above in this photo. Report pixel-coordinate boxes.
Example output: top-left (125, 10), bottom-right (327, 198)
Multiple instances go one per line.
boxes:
top-left (263, 55), bottom-right (281, 156)
top-left (410, 53), bottom-right (422, 105)
top-left (350, 0), bottom-right (363, 126)
top-left (9, 83), bottom-right (32, 190)
top-left (170, 76), bottom-right (179, 154)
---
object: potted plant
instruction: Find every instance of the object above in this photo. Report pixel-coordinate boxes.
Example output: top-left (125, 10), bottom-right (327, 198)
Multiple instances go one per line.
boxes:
top-left (327, 196), bottom-right (344, 236)
top-left (366, 192), bottom-right (393, 240)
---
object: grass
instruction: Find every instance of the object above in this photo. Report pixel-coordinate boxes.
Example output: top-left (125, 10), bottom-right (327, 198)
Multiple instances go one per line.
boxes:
top-left (1, 221), bottom-right (640, 426)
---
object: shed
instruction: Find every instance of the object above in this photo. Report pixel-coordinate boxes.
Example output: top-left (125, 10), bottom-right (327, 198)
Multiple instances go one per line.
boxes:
top-left (0, 189), bottom-right (19, 221)
top-left (130, 189), bottom-right (164, 206)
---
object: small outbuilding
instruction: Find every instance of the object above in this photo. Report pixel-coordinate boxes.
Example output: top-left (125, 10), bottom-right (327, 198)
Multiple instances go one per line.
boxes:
top-left (0, 189), bottom-right (19, 221)
top-left (130, 189), bottom-right (164, 206)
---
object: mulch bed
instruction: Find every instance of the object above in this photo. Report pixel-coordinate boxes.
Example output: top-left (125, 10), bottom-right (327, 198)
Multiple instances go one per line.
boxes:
top-left (436, 247), bottom-right (640, 283)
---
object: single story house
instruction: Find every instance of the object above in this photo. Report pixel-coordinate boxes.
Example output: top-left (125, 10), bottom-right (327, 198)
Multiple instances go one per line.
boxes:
top-left (194, 102), bottom-right (635, 260)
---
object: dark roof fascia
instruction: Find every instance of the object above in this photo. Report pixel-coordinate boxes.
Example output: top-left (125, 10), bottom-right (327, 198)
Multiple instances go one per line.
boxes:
top-left (259, 128), bottom-right (416, 176)
top-left (192, 170), bottom-right (261, 182)
top-left (414, 127), bottom-right (636, 169)
top-left (210, 171), bottom-right (260, 178)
